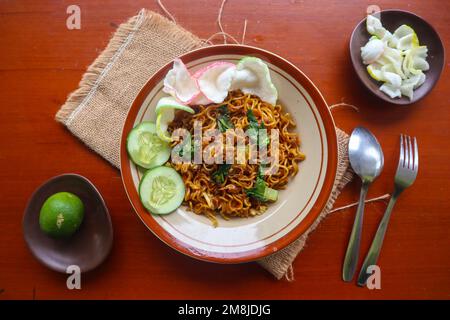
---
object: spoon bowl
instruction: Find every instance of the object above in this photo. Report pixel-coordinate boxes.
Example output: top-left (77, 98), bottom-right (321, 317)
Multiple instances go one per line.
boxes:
top-left (349, 127), bottom-right (384, 183)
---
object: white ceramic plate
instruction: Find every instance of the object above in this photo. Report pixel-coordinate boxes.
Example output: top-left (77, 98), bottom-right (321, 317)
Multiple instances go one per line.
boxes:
top-left (120, 45), bottom-right (338, 263)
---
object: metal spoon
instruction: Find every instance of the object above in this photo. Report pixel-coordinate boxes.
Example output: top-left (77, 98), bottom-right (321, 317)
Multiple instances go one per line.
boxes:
top-left (342, 127), bottom-right (384, 282)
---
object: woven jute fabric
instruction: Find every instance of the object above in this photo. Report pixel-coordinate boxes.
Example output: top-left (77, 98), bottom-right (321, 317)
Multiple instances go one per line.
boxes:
top-left (56, 9), bottom-right (353, 280)
top-left (56, 9), bottom-right (205, 166)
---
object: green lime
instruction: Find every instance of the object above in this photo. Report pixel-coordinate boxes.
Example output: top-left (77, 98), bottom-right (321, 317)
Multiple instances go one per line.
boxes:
top-left (39, 192), bottom-right (84, 238)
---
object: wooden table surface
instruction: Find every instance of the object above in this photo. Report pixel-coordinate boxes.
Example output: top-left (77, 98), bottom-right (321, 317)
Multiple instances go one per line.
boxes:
top-left (0, 0), bottom-right (449, 300)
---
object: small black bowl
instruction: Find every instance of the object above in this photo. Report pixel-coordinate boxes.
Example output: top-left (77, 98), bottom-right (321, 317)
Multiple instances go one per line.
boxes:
top-left (23, 174), bottom-right (113, 273)
top-left (350, 10), bottom-right (445, 105)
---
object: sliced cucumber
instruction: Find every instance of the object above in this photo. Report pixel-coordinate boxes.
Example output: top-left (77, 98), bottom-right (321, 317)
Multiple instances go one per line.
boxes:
top-left (156, 112), bottom-right (173, 143)
top-left (126, 122), bottom-right (171, 169)
top-left (139, 166), bottom-right (185, 215)
top-left (155, 97), bottom-right (194, 143)
top-left (155, 96), bottom-right (195, 115)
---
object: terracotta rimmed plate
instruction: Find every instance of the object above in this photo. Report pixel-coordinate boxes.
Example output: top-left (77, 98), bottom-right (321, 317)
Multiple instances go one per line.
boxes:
top-left (120, 45), bottom-right (338, 263)
top-left (350, 10), bottom-right (445, 105)
top-left (23, 174), bottom-right (113, 273)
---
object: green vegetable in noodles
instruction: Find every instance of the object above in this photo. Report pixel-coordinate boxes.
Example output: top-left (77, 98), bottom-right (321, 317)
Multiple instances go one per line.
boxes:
top-left (217, 105), bottom-right (234, 133)
top-left (212, 164), bottom-right (232, 184)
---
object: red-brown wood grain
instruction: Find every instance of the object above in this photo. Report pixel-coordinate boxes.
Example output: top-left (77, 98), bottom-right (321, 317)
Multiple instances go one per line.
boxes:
top-left (0, 0), bottom-right (448, 299)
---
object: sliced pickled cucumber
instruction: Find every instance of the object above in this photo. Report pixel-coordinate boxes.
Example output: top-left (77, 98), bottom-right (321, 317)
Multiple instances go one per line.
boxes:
top-left (126, 122), bottom-right (171, 169)
top-left (155, 97), bottom-right (194, 143)
top-left (139, 166), bottom-right (185, 215)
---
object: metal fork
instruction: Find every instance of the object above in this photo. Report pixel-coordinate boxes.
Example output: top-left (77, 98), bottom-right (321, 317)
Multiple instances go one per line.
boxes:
top-left (356, 134), bottom-right (419, 286)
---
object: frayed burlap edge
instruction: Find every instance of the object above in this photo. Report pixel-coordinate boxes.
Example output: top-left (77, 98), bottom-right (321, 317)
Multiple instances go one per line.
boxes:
top-left (258, 128), bottom-right (354, 280)
top-left (55, 9), bottom-right (145, 124)
top-left (55, 9), bottom-right (204, 125)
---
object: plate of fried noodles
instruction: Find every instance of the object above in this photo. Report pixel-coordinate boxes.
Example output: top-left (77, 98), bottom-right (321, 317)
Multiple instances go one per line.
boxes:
top-left (120, 45), bottom-right (338, 263)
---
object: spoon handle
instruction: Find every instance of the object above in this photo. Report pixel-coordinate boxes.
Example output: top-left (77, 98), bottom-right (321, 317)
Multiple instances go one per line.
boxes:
top-left (342, 183), bottom-right (369, 282)
top-left (356, 191), bottom-right (399, 286)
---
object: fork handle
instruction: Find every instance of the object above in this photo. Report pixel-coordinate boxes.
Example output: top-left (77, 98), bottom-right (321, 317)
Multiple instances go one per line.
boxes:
top-left (343, 183), bottom-right (369, 282)
top-left (357, 191), bottom-right (400, 286)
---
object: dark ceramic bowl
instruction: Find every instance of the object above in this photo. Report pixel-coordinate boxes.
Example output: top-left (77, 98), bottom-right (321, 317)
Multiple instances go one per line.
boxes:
top-left (23, 174), bottom-right (113, 273)
top-left (350, 10), bottom-right (445, 105)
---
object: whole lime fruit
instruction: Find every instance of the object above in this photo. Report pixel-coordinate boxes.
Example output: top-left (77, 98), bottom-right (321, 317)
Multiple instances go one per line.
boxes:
top-left (39, 192), bottom-right (84, 238)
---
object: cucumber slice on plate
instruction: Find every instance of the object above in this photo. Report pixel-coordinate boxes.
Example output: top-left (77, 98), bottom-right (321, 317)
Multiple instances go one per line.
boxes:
top-left (155, 97), bottom-right (195, 143)
top-left (155, 96), bottom-right (195, 115)
top-left (126, 122), bottom-right (171, 169)
top-left (139, 166), bottom-right (185, 215)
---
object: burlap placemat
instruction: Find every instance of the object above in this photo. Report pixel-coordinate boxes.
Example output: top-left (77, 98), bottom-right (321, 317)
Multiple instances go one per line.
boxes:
top-left (56, 9), bottom-right (353, 280)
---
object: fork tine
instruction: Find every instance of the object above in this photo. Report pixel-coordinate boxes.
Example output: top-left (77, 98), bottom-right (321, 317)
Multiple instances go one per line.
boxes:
top-left (407, 135), bottom-right (413, 169)
top-left (413, 137), bottom-right (419, 172)
top-left (398, 134), bottom-right (405, 169)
